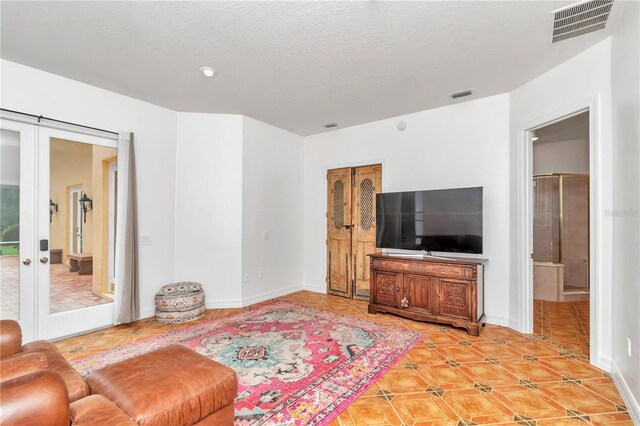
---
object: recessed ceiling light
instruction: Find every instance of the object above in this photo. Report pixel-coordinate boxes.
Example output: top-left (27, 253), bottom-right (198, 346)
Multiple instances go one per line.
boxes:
top-left (200, 67), bottom-right (217, 77)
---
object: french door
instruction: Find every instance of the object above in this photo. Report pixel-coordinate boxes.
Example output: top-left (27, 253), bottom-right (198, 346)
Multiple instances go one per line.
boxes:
top-left (326, 164), bottom-right (382, 300)
top-left (0, 121), bottom-right (37, 341)
top-left (0, 120), bottom-right (117, 341)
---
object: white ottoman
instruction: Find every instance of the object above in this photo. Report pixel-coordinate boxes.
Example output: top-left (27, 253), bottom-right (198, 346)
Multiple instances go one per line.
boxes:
top-left (154, 282), bottom-right (205, 324)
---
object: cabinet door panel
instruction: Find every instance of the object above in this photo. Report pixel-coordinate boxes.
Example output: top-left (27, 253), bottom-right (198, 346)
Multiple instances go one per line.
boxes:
top-left (437, 279), bottom-right (470, 320)
top-left (372, 271), bottom-right (401, 307)
top-left (404, 274), bottom-right (432, 314)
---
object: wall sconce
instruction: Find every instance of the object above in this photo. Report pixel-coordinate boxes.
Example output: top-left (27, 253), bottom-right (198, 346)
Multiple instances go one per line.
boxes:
top-left (49, 199), bottom-right (58, 223)
top-left (79, 193), bottom-right (93, 223)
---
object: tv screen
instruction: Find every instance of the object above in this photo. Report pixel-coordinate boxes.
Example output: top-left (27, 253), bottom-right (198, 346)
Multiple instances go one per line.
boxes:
top-left (376, 187), bottom-right (483, 254)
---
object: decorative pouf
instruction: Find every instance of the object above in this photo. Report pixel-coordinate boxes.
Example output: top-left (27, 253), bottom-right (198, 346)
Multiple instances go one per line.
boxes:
top-left (154, 282), bottom-right (205, 324)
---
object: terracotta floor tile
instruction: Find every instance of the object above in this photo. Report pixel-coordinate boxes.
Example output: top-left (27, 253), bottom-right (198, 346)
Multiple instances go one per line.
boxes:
top-left (537, 381), bottom-right (619, 415)
top-left (405, 345), bottom-right (447, 365)
top-left (422, 332), bottom-right (461, 345)
top-left (499, 358), bottom-right (564, 383)
top-left (435, 344), bottom-right (486, 363)
top-left (416, 364), bottom-right (476, 390)
top-left (377, 366), bottom-right (428, 394)
top-left (539, 356), bottom-right (605, 380)
top-left (506, 340), bottom-right (561, 358)
top-left (442, 388), bottom-right (514, 424)
top-left (458, 362), bottom-right (521, 387)
top-left (469, 342), bottom-right (524, 360)
top-left (390, 392), bottom-right (460, 425)
top-left (341, 396), bottom-right (402, 425)
top-left (591, 412), bottom-right (635, 425)
top-left (490, 384), bottom-right (567, 420)
top-left (582, 378), bottom-right (627, 406)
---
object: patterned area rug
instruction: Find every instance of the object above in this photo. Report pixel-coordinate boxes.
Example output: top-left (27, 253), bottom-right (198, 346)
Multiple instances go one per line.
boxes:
top-left (72, 301), bottom-right (421, 426)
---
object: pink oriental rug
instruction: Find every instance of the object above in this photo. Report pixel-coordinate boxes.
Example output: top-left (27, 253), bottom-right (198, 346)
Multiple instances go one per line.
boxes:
top-left (71, 301), bottom-right (422, 425)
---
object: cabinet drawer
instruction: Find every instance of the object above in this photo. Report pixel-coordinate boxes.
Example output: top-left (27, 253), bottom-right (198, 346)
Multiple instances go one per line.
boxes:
top-left (373, 259), bottom-right (473, 278)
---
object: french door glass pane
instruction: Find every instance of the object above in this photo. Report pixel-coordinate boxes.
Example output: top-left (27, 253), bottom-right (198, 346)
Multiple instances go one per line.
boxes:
top-left (1, 130), bottom-right (21, 320)
top-left (49, 138), bottom-right (116, 313)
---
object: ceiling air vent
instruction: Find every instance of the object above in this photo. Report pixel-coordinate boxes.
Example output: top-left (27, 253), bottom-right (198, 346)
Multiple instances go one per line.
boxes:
top-left (449, 89), bottom-right (473, 99)
top-left (323, 122), bottom-right (338, 129)
top-left (552, 0), bottom-right (614, 43)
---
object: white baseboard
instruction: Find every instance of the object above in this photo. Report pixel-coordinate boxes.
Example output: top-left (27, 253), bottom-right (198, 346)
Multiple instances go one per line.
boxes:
top-left (139, 307), bottom-right (155, 320)
top-left (611, 361), bottom-right (640, 424)
top-left (241, 285), bottom-right (303, 307)
top-left (206, 298), bottom-right (243, 309)
top-left (303, 283), bottom-right (327, 294)
top-left (485, 315), bottom-right (510, 327)
top-left (594, 355), bottom-right (612, 373)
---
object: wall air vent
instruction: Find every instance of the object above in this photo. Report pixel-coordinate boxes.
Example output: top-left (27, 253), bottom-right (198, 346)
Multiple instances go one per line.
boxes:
top-left (552, 0), bottom-right (614, 43)
top-left (449, 89), bottom-right (473, 99)
top-left (323, 122), bottom-right (338, 129)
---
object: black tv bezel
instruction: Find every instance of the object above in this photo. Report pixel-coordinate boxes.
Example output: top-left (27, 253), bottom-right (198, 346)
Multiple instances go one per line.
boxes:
top-left (375, 186), bottom-right (483, 254)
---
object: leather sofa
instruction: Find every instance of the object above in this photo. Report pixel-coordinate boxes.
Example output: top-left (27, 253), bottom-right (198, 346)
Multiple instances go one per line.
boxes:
top-left (0, 320), bottom-right (238, 425)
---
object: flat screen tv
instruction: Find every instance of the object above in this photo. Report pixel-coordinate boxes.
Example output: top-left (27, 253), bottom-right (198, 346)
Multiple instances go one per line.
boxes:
top-left (376, 187), bottom-right (483, 254)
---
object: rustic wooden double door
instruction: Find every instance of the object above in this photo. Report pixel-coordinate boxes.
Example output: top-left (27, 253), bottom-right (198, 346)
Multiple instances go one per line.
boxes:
top-left (326, 164), bottom-right (382, 300)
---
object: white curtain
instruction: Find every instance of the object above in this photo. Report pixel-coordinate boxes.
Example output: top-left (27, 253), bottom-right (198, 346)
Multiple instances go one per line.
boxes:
top-left (114, 132), bottom-right (139, 324)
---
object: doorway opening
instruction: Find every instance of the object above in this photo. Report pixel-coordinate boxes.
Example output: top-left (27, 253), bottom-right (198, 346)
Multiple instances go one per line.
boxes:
top-left (531, 111), bottom-right (591, 359)
top-left (326, 164), bottom-right (382, 300)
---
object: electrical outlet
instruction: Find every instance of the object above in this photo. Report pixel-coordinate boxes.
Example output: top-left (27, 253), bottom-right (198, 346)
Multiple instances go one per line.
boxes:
top-left (141, 236), bottom-right (152, 245)
top-left (628, 338), bottom-right (632, 358)
top-left (258, 271), bottom-right (263, 279)
top-left (244, 274), bottom-right (250, 283)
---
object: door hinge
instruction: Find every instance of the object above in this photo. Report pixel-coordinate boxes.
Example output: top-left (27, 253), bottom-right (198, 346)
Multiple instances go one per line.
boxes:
top-left (530, 253), bottom-right (534, 259)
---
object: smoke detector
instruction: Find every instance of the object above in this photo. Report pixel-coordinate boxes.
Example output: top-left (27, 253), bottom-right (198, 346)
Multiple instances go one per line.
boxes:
top-left (552, 0), bottom-right (614, 43)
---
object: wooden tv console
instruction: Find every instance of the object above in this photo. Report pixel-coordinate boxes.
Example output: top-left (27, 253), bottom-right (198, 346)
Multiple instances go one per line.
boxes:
top-left (368, 253), bottom-right (488, 335)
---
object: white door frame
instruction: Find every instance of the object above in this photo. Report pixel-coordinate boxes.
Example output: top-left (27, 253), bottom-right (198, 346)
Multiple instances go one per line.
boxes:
top-left (38, 127), bottom-right (117, 340)
top-left (69, 186), bottom-right (83, 254)
top-left (516, 96), bottom-right (610, 370)
top-left (0, 120), bottom-right (37, 341)
top-left (108, 161), bottom-right (117, 293)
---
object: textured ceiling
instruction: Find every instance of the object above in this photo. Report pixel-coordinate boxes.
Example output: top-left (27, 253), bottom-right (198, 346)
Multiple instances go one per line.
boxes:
top-left (0, 1), bottom-right (622, 136)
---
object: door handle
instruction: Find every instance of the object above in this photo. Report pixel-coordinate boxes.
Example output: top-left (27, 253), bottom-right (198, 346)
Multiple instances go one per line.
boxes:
top-left (40, 257), bottom-right (49, 264)
top-left (344, 224), bottom-right (353, 230)
top-left (22, 258), bottom-right (31, 266)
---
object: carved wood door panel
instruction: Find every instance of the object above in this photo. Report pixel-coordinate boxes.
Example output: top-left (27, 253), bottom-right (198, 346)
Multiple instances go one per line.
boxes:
top-left (352, 164), bottom-right (382, 300)
top-left (404, 274), bottom-right (433, 315)
top-left (372, 271), bottom-right (401, 307)
top-left (435, 278), bottom-right (471, 320)
top-left (327, 167), bottom-right (353, 297)
top-left (326, 164), bottom-right (382, 299)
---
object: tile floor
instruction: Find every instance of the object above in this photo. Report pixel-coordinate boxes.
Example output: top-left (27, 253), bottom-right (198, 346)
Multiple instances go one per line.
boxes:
top-left (54, 291), bottom-right (631, 426)
top-left (0, 255), bottom-right (111, 320)
top-left (534, 299), bottom-right (591, 359)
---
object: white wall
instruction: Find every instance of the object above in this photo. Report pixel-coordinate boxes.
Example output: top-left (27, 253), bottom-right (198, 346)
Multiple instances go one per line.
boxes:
top-left (510, 39), bottom-right (613, 369)
top-left (0, 59), bottom-right (178, 319)
top-left (303, 94), bottom-right (512, 325)
top-left (611, 0), bottom-right (640, 418)
top-left (533, 139), bottom-right (590, 174)
top-left (174, 113), bottom-right (244, 307)
top-left (242, 117), bottom-right (304, 304)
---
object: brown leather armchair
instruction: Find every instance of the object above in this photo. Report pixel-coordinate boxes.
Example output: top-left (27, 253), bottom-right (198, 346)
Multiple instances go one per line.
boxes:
top-left (0, 320), bottom-right (135, 426)
top-left (0, 321), bottom-right (237, 426)
top-left (0, 319), bottom-right (89, 402)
